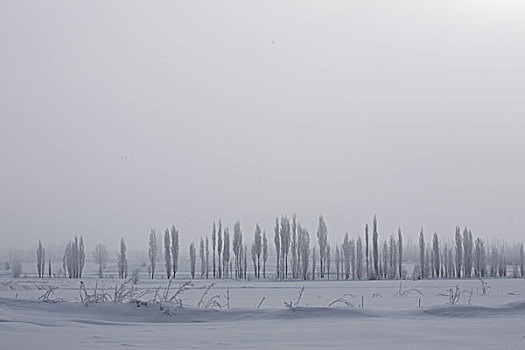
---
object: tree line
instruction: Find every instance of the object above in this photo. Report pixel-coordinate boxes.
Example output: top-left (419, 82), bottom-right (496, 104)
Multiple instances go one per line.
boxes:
top-left (22, 216), bottom-right (525, 280)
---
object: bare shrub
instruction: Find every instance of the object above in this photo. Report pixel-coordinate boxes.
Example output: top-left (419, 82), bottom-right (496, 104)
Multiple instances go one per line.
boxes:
top-left (394, 282), bottom-right (423, 297)
top-left (328, 294), bottom-right (356, 308)
top-left (38, 287), bottom-right (65, 303)
top-left (284, 286), bottom-right (305, 310)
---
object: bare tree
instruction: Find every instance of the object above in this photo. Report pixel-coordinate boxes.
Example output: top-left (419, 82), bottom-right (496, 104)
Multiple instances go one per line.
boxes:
top-left (372, 216), bottom-right (379, 279)
top-left (280, 216), bottom-right (291, 278)
top-left (148, 229), bottom-right (158, 279)
top-left (419, 228), bottom-right (425, 279)
top-left (9, 248), bottom-right (23, 278)
top-left (63, 236), bottom-right (83, 278)
top-left (92, 243), bottom-right (109, 278)
top-left (365, 224), bottom-right (369, 278)
top-left (326, 243), bottom-right (331, 280)
top-left (398, 228), bottom-right (403, 279)
top-left (520, 243), bottom-right (525, 278)
top-left (164, 229), bottom-right (172, 278)
top-left (254, 223), bottom-right (262, 278)
top-left (474, 237), bottom-right (486, 277)
top-left (189, 242), bottom-right (196, 279)
top-left (433, 233), bottom-right (440, 278)
top-left (263, 231), bottom-right (268, 278)
top-left (37, 239), bottom-right (45, 278)
top-left (455, 226), bottom-right (462, 278)
top-left (212, 221), bottom-right (216, 278)
top-left (243, 243), bottom-right (248, 279)
top-left (205, 236), bottom-right (209, 279)
top-left (217, 220), bottom-right (223, 279)
top-left (200, 238), bottom-right (205, 278)
top-left (335, 245), bottom-right (341, 280)
top-left (171, 225), bottom-right (179, 278)
top-left (299, 225), bottom-right (310, 280)
top-left (463, 228), bottom-right (473, 278)
top-left (223, 228), bottom-right (230, 278)
top-left (118, 238), bottom-right (128, 279)
top-left (251, 242), bottom-right (257, 278)
top-left (274, 217), bottom-right (280, 279)
top-left (317, 216), bottom-right (328, 278)
top-left (356, 236), bottom-right (363, 279)
top-left (79, 236), bottom-right (85, 278)
top-left (233, 220), bottom-right (243, 279)
top-left (312, 246), bottom-right (317, 280)
top-left (342, 233), bottom-right (350, 279)
top-left (291, 215), bottom-right (298, 278)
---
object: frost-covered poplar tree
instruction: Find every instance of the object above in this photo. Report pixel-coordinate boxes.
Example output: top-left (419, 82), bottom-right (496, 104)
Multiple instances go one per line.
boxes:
top-left (447, 245), bottom-right (454, 278)
top-left (317, 216), bottom-right (328, 279)
top-left (217, 220), bottom-right (223, 279)
top-left (251, 242), bottom-right (257, 278)
top-left (520, 243), bottom-right (525, 278)
top-left (37, 240), bottom-right (45, 278)
top-left (200, 238), bottom-right (205, 278)
top-left (118, 238), bottom-right (128, 279)
top-left (189, 242), bottom-right (196, 279)
top-left (254, 223), bottom-right (262, 278)
top-left (398, 228), bottom-right (403, 279)
top-left (243, 243), bottom-right (248, 279)
top-left (280, 216), bottom-right (291, 278)
top-left (351, 239), bottom-right (356, 279)
top-left (312, 246), bottom-right (317, 280)
top-left (212, 222), bottom-right (216, 278)
top-left (223, 228), bottom-right (230, 278)
top-left (499, 244), bottom-right (507, 277)
top-left (455, 226), bottom-right (462, 278)
top-left (356, 236), bottom-right (363, 279)
top-left (365, 224), bottom-right (369, 278)
top-left (233, 221), bottom-right (244, 279)
top-left (382, 241), bottom-right (388, 279)
top-left (419, 229), bottom-right (425, 279)
top-left (274, 217), bottom-right (280, 279)
top-left (463, 229), bottom-right (473, 278)
top-left (372, 216), bottom-right (379, 279)
top-left (262, 231), bottom-right (268, 279)
top-left (342, 233), bottom-right (350, 280)
top-left (299, 225), bottom-right (310, 280)
top-left (92, 243), bottom-right (109, 278)
top-left (78, 236), bottom-right (85, 278)
top-left (326, 243), bottom-right (331, 280)
top-left (205, 236), bottom-right (209, 279)
top-left (490, 245), bottom-right (498, 277)
top-left (148, 229), bottom-right (158, 279)
top-left (291, 215), bottom-right (298, 279)
top-left (164, 229), bottom-right (172, 279)
top-left (474, 238), bottom-right (485, 277)
top-left (170, 225), bottom-right (179, 278)
top-left (9, 248), bottom-right (23, 278)
top-left (425, 246), bottom-right (431, 278)
top-left (335, 245), bottom-right (340, 280)
top-left (432, 233), bottom-right (440, 278)
top-left (388, 235), bottom-right (396, 279)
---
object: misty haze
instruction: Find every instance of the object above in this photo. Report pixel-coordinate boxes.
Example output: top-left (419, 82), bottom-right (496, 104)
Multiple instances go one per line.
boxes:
top-left (1, 1), bottom-right (524, 349)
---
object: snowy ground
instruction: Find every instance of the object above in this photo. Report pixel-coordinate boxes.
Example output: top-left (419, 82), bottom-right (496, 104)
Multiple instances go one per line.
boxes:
top-left (1, 277), bottom-right (525, 349)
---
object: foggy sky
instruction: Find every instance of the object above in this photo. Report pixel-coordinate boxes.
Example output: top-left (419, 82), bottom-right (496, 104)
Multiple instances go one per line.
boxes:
top-left (1, 0), bottom-right (524, 252)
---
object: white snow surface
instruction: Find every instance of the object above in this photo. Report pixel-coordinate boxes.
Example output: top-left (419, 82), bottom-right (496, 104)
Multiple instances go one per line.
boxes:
top-left (1, 277), bottom-right (525, 349)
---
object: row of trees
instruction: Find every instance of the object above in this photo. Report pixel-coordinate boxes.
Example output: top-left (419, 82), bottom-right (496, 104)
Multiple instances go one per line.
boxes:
top-left (27, 216), bottom-right (524, 280)
top-left (417, 227), bottom-right (525, 279)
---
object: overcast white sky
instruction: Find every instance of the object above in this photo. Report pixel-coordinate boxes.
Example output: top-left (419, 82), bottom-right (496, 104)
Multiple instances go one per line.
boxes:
top-left (1, 1), bottom-right (524, 251)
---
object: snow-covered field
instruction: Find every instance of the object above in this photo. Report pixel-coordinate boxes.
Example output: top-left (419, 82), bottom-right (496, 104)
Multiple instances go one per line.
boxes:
top-left (1, 276), bottom-right (525, 349)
